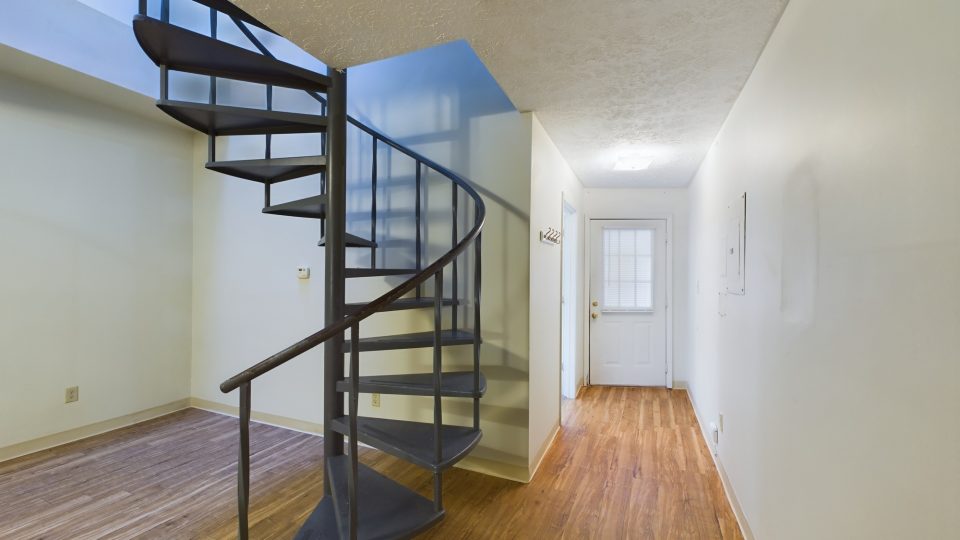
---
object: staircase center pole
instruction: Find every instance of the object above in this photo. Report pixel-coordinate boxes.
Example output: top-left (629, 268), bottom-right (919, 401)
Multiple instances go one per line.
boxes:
top-left (324, 67), bottom-right (348, 495)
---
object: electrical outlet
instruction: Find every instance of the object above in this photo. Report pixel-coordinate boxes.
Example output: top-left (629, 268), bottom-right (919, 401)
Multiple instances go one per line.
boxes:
top-left (371, 393), bottom-right (381, 408)
top-left (65, 386), bottom-right (79, 403)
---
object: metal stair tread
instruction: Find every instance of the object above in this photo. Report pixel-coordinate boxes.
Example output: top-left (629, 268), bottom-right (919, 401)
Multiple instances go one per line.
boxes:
top-left (344, 297), bottom-right (457, 315)
top-left (134, 15), bottom-right (330, 92)
top-left (294, 455), bottom-right (442, 540)
top-left (336, 371), bottom-right (486, 398)
top-left (206, 156), bottom-right (326, 183)
top-left (319, 233), bottom-right (377, 249)
top-left (343, 329), bottom-right (476, 352)
top-left (262, 195), bottom-right (327, 219)
top-left (292, 498), bottom-right (339, 539)
top-left (157, 99), bottom-right (327, 136)
top-left (344, 267), bottom-right (417, 278)
top-left (329, 417), bottom-right (482, 472)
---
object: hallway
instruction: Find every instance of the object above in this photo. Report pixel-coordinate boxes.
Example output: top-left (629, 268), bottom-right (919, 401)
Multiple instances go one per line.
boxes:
top-left (0, 387), bottom-right (739, 539)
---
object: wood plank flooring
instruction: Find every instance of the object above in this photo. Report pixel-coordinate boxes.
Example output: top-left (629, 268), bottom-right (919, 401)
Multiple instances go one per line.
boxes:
top-left (0, 387), bottom-right (741, 539)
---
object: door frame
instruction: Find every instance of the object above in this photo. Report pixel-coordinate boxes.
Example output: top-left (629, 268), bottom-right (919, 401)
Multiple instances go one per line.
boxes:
top-left (583, 214), bottom-right (674, 388)
top-left (560, 197), bottom-right (579, 401)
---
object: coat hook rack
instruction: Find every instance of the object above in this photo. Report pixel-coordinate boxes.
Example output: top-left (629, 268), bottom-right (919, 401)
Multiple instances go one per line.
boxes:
top-left (539, 227), bottom-right (561, 245)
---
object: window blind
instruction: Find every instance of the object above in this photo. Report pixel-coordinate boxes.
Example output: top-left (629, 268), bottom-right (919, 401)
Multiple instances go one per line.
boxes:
top-left (602, 227), bottom-right (653, 310)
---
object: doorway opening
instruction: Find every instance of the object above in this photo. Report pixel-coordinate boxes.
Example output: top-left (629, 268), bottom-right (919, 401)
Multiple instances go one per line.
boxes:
top-left (561, 200), bottom-right (579, 404)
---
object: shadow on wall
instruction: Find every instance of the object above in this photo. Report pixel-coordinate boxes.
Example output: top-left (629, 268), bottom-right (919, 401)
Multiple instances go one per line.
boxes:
top-left (349, 40), bottom-right (529, 221)
top-left (347, 41), bottom-right (533, 472)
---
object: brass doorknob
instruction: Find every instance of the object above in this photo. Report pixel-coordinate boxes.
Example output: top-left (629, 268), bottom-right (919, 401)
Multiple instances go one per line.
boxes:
top-left (591, 312), bottom-right (599, 319)
top-left (592, 300), bottom-right (599, 307)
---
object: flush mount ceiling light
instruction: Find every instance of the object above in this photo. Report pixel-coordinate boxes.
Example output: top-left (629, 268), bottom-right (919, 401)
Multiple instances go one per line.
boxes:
top-left (613, 155), bottom-right (655, 171)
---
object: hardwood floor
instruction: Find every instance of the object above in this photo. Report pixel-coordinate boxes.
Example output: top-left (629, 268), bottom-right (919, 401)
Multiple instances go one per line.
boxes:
top-left (0, 387), bottom-right (741, 539)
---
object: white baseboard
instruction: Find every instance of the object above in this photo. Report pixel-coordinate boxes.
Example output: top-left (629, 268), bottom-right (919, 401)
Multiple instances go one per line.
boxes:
top-left (527, 422), bottom-right (560, 482)
top-left (192, 398), bottom-right (530, 483)
top-left (0, 398), bottom-right (191, 463)
top-left (1, 396), bottom-right (531, 485)
top-left (677, 384), bottom-right (754, 540)
top-left (457, 454), bottom-right (529, 483)
top-left (189, 397), bottom-right (324, 436)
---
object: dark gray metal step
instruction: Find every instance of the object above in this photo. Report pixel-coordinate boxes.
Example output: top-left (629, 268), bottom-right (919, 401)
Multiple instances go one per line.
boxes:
top-left (319, 233), bottom-right (376, 249)
top-left (330, 417), bottom-right (482, 472)
top-left (292, 497), bottom-right (339, 539)
top-left (344, 297), bottom-right (456, 315)
top-left (157, 100), bottom-right (327, 136)
top-left (206, 156), bottom-right (325, 183)
top-left (133, 16), bottom-right (330, 92)
top-left (294, 455), bottom-right (442, 540)
top-left (343, 330), bottom-right (476, 353)
top-left (262, 195), bottom-right (327, 219)
top-left (344, 268), bottom-right (416, 279)
top-left (337, 371), bottom-right (486, 398)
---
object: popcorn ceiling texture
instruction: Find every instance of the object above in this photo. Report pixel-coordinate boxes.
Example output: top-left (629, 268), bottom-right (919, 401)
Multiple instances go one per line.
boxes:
top-left (234, 0), bottom-right (788, 187)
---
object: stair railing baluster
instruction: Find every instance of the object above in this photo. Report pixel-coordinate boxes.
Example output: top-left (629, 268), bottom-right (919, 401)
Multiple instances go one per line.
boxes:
top-left (371, 138), bottom-right (378, 268)
top-left (264, 85), bottom-right (273, 206)
top-left (159, 65), bottom-right (168, 101)
top-left (238, 382), bottom-right (252, 540)
top-left (473, 229), bottom-right (482, 430)
top-left (415, 161), bottom-right (423, 298)
top-left (265, 85), bottom-right (273, 158)
top-left (160, 0), bottom-right (169, 22)
top-left (433, 269), bottom-right (444, 512)
top-left (208, 6), bottom-right (218, 179)
top-left (138, 0), bottom-right (147, 17)
top-left (348, 324), bottom-right (360, 540)
top-left (321, 101), bottom-right (327, 240)
top-left (451, 184), bottom-right (459, 330)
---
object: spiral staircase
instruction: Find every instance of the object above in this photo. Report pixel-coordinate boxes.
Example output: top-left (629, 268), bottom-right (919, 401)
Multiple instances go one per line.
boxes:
top-left (132, 1), bottom-right (485, 538)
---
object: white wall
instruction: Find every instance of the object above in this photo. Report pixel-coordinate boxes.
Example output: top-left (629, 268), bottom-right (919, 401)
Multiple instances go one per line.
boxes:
top-left (583, 188), bottom-right (690, 386)
top-left (685, 0), bottom-right (960, 538)
top-left (527, 113), bottom-right (584, 470)
top-left (0, 71), bottom-right (193, 450)
top-left (190, 134), bottom-right (330, 425)
top-left (0, 0), bottom-right (157, 98)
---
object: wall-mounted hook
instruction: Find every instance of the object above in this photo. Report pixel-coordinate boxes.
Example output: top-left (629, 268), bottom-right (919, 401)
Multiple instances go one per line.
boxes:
top-left (539, 227), bottom-right (561, 245)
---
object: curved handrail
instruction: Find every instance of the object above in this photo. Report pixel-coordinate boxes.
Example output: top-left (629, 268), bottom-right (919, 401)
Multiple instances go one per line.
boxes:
top-left (220, 122), bottom-right (485, 393)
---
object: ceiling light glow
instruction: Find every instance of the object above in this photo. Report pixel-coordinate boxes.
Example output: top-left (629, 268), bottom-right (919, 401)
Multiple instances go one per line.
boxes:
top-left (613, 156), bottom-right (654, 171)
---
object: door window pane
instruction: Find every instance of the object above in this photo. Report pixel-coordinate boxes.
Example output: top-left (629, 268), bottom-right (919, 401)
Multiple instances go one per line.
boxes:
top-left (602, 227), bottom-right (653, 310)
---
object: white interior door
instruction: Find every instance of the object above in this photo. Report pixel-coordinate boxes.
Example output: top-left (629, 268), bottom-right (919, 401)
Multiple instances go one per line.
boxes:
top-left (589, 220), bottom-right (667, 386)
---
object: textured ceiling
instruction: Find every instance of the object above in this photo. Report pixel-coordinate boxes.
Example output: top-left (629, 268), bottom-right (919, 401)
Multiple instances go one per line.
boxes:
top-left (233, 0), bottom-right (788, 187)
